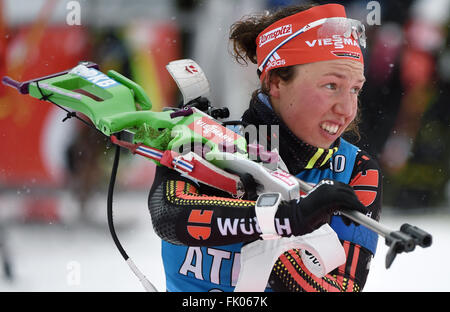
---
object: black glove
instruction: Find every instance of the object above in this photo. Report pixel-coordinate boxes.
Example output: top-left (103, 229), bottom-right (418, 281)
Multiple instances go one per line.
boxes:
top-left (278, 179), bottom-right (367, 236)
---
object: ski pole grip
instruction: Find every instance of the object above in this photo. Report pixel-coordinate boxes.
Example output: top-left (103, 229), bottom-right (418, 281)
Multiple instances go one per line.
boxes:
top-left (400, 223), bottom-right (432, 248)
top-left (388, 230), bottom-right (416, 252)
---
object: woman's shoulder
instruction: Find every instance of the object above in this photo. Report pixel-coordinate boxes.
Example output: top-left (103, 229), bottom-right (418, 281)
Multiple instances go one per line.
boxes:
top-left (348, 148), bottom-right (383, 188)
top-left (339, 138), bottom-right (380, 169)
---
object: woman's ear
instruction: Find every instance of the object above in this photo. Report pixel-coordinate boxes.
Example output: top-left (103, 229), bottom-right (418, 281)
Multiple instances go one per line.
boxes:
top-left (267, 74), bottom-right (281, 99)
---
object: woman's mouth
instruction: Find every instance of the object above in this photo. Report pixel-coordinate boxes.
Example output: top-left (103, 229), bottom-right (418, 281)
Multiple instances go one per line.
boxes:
top-left (320, 121), bottom-right (340, 135)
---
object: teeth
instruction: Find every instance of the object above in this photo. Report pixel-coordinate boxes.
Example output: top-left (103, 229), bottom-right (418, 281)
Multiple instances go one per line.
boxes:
top-left (321, 122), bottom-right (339, 135)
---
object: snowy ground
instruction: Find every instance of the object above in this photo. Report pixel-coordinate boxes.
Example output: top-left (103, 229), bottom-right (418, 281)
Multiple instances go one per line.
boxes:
top-left (0, 191), bottom-right (448, 292)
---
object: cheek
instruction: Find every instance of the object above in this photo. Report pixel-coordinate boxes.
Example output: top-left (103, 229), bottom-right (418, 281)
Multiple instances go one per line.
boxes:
top-left (282, 90), bottom-right (329, 123)
top-left (278, 89), bottom-right (330, 139)
top-left (345, 101), bottom-right (359, 125)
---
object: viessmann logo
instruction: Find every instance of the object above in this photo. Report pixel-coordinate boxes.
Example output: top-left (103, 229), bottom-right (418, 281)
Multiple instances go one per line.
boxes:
top-left (188, 117), bottom-right (238, 145)
top-left (305, 35), bottom-right (361, 49)
top-left (259, 24), bottom-right (292, 47)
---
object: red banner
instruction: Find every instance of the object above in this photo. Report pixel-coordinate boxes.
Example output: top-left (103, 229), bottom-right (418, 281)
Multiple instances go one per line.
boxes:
top-left (0, 25), bottom-right (90, 187)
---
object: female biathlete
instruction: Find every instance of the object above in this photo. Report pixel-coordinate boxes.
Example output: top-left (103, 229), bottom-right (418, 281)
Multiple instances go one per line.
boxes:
top-left (148, 3), bottom-right (382, 292)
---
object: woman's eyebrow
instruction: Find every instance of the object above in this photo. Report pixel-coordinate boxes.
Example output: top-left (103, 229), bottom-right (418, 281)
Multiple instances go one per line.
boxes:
top-left (323, 72), bottom-right (366, 83)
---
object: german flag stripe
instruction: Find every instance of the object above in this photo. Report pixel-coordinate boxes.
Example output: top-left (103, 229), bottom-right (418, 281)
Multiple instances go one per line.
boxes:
top-left (344, 242), bottom-right (355, 291)
top-left (287, 250), bottom-right (322, 287)
top-left (350, 169), bottom-right (379, 188)
top-left (347, 243), bottom-right (361, 292)
top-left (168, 180), bottom-right (254, 207)
top-left (350, 244), bottom-right (360, 278)
top-left (188, 184), bottom-right (198, 195)
top-left (279, 253), bottom-right (318, 292)
top-left (344, 242), bottom-right (355, 275)
top-left (341, 241), bottom-right (364, 292)
top-left (274, 243), bottom-right (362, 292)
top-left (354, 190), bottom-right (377, 207)
top-left (346, 276), bottom-right (355, 292)
top-left (336, 241), bottom-right (350, 288)
top-left (287, 250), bottom-right (337, 291)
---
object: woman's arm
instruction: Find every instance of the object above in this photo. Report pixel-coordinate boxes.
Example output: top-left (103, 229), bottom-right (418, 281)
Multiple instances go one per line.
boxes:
top-left (148, 165), bottom-right (367, 247)
top-left (148, 165), bottom-right (259, 246)
top-left (269, 151), bottom-right (383, 292)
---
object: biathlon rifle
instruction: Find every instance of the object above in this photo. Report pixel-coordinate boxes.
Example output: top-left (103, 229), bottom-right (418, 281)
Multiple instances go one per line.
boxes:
top-left (2, 60), bottom-right (432, 289)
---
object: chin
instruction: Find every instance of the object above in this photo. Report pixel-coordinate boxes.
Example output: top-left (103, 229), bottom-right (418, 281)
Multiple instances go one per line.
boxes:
top-left (303, 138), bottom-right (329, 149)
top-left (316, 139), bottom-right (336, 149)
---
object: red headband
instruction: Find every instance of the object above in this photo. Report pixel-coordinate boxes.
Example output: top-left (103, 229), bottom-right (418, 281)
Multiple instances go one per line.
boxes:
top-left (256, 4), bottom-right (364, 81)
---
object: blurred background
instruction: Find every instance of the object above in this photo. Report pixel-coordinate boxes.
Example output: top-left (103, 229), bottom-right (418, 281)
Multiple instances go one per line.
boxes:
top-left (0, 0), bottom-right (449, 291)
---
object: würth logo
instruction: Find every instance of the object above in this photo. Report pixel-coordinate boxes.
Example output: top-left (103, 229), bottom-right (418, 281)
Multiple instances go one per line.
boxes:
top-left (187, 209), bottom-right (213, 240)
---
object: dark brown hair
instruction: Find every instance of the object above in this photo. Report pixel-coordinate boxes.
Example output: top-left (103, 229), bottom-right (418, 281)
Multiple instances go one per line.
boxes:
top-left (229, 3), bottom-right (361, 140)
top-left (229, 4), bottom-right (314, 92)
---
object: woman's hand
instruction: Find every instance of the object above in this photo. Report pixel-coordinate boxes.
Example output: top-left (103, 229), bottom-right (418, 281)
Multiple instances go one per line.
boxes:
top-left (287, 179), bottom-right (366, 235)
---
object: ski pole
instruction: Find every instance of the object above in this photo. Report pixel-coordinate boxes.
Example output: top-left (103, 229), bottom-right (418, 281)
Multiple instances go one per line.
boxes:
top-left (0, 223), bottom-right (13, 281)
top-left (295, 178), bottom-right (432, 268)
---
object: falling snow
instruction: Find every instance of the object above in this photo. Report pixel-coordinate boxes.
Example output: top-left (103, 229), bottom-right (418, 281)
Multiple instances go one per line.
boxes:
top-left (0, 192), bottom-right (448, 292)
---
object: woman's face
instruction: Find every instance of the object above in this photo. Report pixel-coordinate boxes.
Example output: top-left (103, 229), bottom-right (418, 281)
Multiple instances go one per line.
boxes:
top-left (269, 59), bottom-right (365, 149)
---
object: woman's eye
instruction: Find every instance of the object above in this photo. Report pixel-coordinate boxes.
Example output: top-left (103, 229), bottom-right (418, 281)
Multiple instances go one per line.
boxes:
top-left (351, 87), bottom-right (362, 95)
top-left (325, 83), bottom-right (337, 90)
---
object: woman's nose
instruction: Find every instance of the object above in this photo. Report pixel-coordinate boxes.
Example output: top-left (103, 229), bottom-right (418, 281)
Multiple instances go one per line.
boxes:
top-left (332, 91), bottom-right (355, 117)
